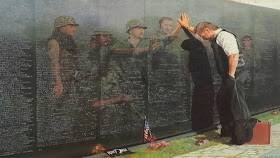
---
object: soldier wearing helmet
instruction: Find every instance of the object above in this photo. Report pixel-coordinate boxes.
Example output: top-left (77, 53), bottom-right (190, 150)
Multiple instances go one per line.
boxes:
top-left (47, 15), bottom-right (79, 98)
top-left (111, 19), bottom-right (161, 54)
top-left (78, 28), bottom-right (132, 108)
top-left (46, 16), bottom-right (81, 142)
top-left (90, 28), bottom-right (114, 51)
top-left (87, 28), bottom-right (114, 77)
top-left (107, 19), bottom-right (162, 117)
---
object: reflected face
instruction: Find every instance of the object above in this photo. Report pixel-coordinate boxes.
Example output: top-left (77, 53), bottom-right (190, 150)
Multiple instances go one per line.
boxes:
top-left (196, 28), bottom-right (211, 40)
top-left (129, 27), bottom-right (145, 39)
top-left (95, 34), bottom-right (112, 46)
top-left (60, 25), bottom-right (77, 36)
top-left (242, 37), bottom-right (252, 48)
top-left (160, 19), bottom-right (173, 35)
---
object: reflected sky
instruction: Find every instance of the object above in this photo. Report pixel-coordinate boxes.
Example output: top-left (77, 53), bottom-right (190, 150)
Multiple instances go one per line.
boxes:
top-left (227, 0), bottom-right (280, 10)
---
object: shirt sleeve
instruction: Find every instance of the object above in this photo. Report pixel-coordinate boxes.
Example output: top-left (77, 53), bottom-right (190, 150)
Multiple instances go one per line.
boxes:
top-left (216, 31), bottom-right (239, 57)
top-left (109, 40), bottom-right (126, 51)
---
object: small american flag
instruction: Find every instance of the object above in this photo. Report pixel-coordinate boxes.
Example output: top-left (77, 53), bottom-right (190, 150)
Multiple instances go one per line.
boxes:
top-left (143, 119), bottom-right (150, 140)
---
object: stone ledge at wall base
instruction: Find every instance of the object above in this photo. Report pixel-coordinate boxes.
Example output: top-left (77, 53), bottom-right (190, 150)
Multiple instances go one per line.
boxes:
top-left (83, 125), bottom-right (220, 158)
top-left (245, 122), bottom-right (271, 145)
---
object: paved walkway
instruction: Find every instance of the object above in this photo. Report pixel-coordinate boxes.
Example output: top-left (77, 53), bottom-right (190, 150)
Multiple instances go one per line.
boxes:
top-left (173, 123), bottom-right (280, 158)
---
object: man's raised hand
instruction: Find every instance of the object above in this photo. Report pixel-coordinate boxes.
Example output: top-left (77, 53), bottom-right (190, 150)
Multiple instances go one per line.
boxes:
top-left (177, 13), bottom-right (190, 29)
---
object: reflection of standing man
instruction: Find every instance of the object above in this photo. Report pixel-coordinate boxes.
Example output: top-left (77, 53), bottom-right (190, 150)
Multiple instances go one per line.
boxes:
top-left (109, 19), bottom-right (161, 131)
top-left (78, 29), bottom-right (133, 139)
top-left (110, 19), bottom-right (157, 102)
top-left (88, 29), bottom-right (114, 79)
top-left (48, 15), bottom-right (79, 98)
top-left (178, 13), bottom-right (251, 138)
top-left (150, 17), bottom-right (191, 129)
top-left (83, 29), bottom-right (133, 107)
top-left (240, 35), bottom-right (260, 92)
top-left (47, 15), bottom-right (79, 143)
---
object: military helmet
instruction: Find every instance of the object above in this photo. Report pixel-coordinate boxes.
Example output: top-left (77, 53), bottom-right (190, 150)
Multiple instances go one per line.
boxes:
top-left (91, 28), bottom-right (113, 36)
top-left (54, 15), bottom-right (79, 28)
top-left (126, 19), bottom-right (147, 33)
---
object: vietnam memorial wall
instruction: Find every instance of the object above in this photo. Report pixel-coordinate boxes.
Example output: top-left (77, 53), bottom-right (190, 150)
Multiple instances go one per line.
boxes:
top-left (0, 0), bottom-right (280, 157)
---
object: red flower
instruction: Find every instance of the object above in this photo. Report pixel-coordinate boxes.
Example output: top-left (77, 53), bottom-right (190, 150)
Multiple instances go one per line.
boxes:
top-left (147, 136), bottom-right (155, 143)
top-left (147, 141), bottom-right (170, 151)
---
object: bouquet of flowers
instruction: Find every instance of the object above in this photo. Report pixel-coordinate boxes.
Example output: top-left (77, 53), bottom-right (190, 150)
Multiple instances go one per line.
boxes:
top-left (146, 135), bottom-right (170, 151)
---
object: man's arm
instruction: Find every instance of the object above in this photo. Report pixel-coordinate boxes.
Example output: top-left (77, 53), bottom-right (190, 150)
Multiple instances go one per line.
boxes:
top-left (48, 39), bottom-right (63, 97)
top-left (113, 47), bottom-right (148, 53)
top-left (216, 32), bottom-right (240, 78)
top-left (169, 22), bottom-right (182, 39)
top-left (113, 42), bottom-right (161, 54)
top-left (228, 53), bottom-right (239, 78)
top-left (92, 94), bottom-right (133, 107)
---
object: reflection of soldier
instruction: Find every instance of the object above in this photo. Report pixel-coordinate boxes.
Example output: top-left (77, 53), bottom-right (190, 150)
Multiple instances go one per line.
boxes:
top-left (240, 35), bottom-right (261, 92)
top-left (151, 17), bottom-right (188, 68)
top-left (110, 19), bottom-right (155, 102)
top-left (112, 19), bottom-right (161, 54)
top-left (154, 17), bottom-right (177, 39)
top-left (151, 17), bottom-right (183, 52)
top-left (241, 35), bottom-right (259, 68)
top-left (107, 19), bottom-right (162, 133)
top-left (151, 17), bottom-right (190, 127)
top-left (110, 19), bottom-right (162, 92)
top-left (78, 29), bottom-right (133, 137)
top-left (48, 15), bottom-right (79, 98)
top-left (80, 29), bottom-right (133, 107)
top-left (47, 15), bottom-right (79, 143)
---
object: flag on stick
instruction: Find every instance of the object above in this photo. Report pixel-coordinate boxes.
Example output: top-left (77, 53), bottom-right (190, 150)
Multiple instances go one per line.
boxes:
top-left (143, 119), bottom-right (150, 140)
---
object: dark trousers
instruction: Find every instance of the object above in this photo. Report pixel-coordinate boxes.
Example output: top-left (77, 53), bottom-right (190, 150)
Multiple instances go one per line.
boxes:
top-left (217, 71), bottom-right (251, 136)
top-left (191, 85), bottom-right (214, 130)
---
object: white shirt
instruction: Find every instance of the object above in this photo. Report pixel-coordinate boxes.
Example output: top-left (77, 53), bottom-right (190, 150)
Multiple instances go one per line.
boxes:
top-left (214, 28), bottom-right (239, 57)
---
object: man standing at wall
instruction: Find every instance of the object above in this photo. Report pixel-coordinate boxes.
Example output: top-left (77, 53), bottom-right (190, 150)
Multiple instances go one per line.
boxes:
top-left (47, 15), bottom-right (79, 143)
top-left (77, 29), bottom-right (133, 139)
top-left (178, 13), bottom-right (252, 140)
top-left (79, 28), bottom-right (133, 108)
top-left (48, 15), bottom-right (79, 98)
top-left (241, 35), bottom-right (261, 93)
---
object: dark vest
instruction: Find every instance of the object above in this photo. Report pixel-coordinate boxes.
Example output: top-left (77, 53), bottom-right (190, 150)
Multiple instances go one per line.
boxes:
top-left (48, 30), bottom-right (78, 81)
top-left (211, 30), bottom-right (237, 79)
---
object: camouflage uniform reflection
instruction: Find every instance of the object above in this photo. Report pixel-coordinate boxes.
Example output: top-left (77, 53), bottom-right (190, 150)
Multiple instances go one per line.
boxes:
top-left (240, 35), bottom-right (261, 94)
top-left (109, 19), bottom-right (161, 134)
top-left (152, 17), bottom-right (186, 56)
top-left (151, 17), bottom-right (188, 74)
top-left (148, 17), bottom-right (191, 128)
top-left (48, 15), bottom-right (79, 98)
top-left (151, 17), bottom-right (189, 75)
top-left (78, 29), bottom-right (133, 137)
top-left (47, 15), bottom-right (79, 143)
